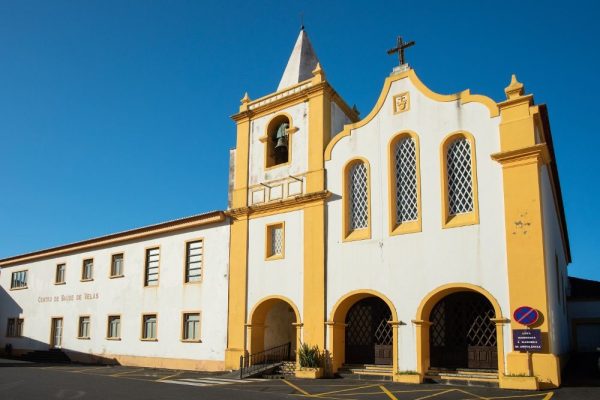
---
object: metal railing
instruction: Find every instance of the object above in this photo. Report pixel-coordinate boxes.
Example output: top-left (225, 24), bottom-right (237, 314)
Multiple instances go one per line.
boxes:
top-left (239, 342), bottom-right (292, 379)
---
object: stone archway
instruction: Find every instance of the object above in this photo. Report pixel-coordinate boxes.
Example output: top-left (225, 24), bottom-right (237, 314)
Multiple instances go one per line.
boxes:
top-left (329, 290), bottom-right (399, 373)
top-left (248, 296), bottom-right (301, 356)
top-left (415, 284), bottom-right (506, 375)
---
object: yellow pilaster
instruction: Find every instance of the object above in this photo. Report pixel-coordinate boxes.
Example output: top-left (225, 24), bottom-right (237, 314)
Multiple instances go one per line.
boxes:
top-left (493, 75), bottom-right (560, 388)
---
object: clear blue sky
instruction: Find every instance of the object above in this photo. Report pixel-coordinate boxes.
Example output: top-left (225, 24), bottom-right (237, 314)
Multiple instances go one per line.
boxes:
top-left (1, 1), bottom-right (598, 281)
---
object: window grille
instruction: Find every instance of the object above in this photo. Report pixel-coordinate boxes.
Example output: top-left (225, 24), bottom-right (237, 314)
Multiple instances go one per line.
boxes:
top-left (271, 226), bottom-right (283, 255)
top-left (10, 270), bottom-right (27, 289)
top-left (143, 315), bottom-right (157, 339)
top-left (185, 241), bottom-right (203, 283)
top-left (82, 259), bottom-right (93, 280)
top-left (394, 137), bottom-right (418, 223)
top-left (144, 248), bottom-right (160, 286)
top-left (55, 264), bottom-right (66, 284)
top-left (447, 138), bottom-right (474, 215)
top-left (349, 162), bottom-right (369, 230)
top-left (183, 313), bottom-right (200, 341)
top-left (108, 316), bottom-right (120, 338)
top-left (78, 316), bottom-right (90, 338)
top-left (111, 254), bottom-right (124, 277)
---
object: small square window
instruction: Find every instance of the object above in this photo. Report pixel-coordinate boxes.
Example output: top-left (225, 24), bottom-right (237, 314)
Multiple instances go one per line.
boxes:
top-left (182, 313), bottom-right (200, 341)
top-left (107, 316), bottom-right (121, 339)
top-left (266, 223), bottom-right (284, 260)
top-left (82, 259), bottom-right (93, 281)
top-left (111, 254), bottom-right (124, 277)
top-left (6, 318), bottom-right (24, 337)
top-left (55, 264), bottom-right (66, 284)
top-left (78, 316), bottom-right (90, 339)
top-left (10, 270), bottom-right (28, 289)
top-left (142, 314), bottom-right (157, 340)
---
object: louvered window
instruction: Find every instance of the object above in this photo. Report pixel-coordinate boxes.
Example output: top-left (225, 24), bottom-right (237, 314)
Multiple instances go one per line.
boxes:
top-left (349, 162), bottom-right (369, 230)
top-left (185, 241), bottom-right (203, 282)
top-left (447, 138), bottom-right (474, 215)
top-left (394, 137), bottom-right (418, 223)
top-left (144, 248), bottom-right (159, 286)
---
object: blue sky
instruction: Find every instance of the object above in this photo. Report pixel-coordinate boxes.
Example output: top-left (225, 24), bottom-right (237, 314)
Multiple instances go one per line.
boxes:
top-left (1, 1), bottom-right (598, 281)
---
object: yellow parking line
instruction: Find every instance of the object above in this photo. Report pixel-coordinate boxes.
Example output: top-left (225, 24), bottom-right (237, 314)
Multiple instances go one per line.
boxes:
top-left (157, 371), bottom-right (183, 381)
top-left (315, 383), bottom-right (380, 396)
top-left (453, 388), bottom-right (489, 399)
top-left (110, 368), bottom-right (144, 377)
top-left (414, 389), bottom-right (455, 400)
top-left (379, 385), bottom-right (398, 400)
top-left (282, 379), bottom-right (312, 396)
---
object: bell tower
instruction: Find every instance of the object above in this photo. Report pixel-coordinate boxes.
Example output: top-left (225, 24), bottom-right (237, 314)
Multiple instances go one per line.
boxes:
top-left (225, 28), bottom-right (358, 368)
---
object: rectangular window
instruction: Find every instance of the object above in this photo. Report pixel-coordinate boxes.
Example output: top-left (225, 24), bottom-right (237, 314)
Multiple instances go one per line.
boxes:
top-left (78, 316), bottom-right (90, 339)
top-left (6, 318), bottom-right (23, 337)
top-left (107, 316), bottom-right (121, 339)
top-left (185, 240), bottom-right (203, 283)
top-left (182, 313), bottom-right (200, 341)
top-left (82, 259), bottom-right (94, 281)
top-left (142, 314), bottom-right (157, 340)
top-left (55, 264), bottom-right (66, 284)
top-left (144, 248), bottom-right (159, 286)
top-left (111, 253), bottom-right (124, 277)
top-left (10, 270), bottom-right (28, 289)
top-left (266, 223), bottom-right (284, 259)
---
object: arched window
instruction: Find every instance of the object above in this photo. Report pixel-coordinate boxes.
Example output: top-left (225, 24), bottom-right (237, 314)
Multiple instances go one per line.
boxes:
top-left (389, 132), bottom-right (421, 234)
top-left (343, 159), bottom-right (371, 241)
top-left (263, 115), bottom-right (291, 168)
top-left (441, 132), bottom-right (479, 228)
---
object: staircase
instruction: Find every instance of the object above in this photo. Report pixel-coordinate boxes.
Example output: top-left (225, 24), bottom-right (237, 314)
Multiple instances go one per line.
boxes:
top-left (263, 361), bottom-right (296, 379)
top-left (239, 342), bottom-right (293, 379)
top-left (424, 368), bottom-right (499, 387)
top-left (22, 349), bottom-right (70, 364)
top-left (337, 364), bottom-right (393, 381)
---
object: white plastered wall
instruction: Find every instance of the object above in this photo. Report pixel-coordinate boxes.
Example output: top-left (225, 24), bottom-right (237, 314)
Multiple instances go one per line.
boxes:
top-left (0, 222), bottom-right (230, 367)
top-left (324, 75), bottom-right (510, 372)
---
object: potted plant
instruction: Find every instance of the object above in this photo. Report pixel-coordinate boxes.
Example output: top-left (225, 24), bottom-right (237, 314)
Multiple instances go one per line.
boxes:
top-left (393, 370), bottom-right (422, 384)
top-left (295, 343), bottom-right (324, 379)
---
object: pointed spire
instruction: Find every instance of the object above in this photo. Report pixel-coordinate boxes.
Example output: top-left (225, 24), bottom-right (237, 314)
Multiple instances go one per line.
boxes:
top-left (277, 29), bottom-right (320, 91)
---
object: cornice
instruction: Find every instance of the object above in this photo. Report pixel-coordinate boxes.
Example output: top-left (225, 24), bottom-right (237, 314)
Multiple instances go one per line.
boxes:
top-left (227, 190), bottom-right (330, 219)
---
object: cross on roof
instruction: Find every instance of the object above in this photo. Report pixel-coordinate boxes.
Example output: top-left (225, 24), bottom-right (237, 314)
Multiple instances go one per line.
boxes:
top-left (387, 36), bottom-right (415, 66)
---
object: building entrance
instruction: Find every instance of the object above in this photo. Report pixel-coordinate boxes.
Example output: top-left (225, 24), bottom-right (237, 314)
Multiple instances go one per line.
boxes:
top-left (429, 292), bottom-right (497, 370)
top-left (50, 318), bottom-right (63, 349)
top-left (345, 297), bottom-right (393, 365)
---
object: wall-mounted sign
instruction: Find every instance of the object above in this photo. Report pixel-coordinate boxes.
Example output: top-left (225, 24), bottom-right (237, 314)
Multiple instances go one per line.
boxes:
top-left (513, 306), bottom-right (539, 326)
top-left (513, 329), bottom-right (542, 351)
top-left (38, 292), bottom-right (99, 303)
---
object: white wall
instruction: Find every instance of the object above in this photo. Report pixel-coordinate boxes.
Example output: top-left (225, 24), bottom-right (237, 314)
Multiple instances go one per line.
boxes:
top-left (324, 76), bottom-right (510, 371)
top-left (0, 222), bottom-right (230, 365)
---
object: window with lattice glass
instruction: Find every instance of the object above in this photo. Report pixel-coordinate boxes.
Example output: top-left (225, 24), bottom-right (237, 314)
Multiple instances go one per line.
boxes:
top-left (349, 161), bottom-right (369, 230)
top-left (144, 248), bottom-right (159, 286)
top-left (185, 240), bottom-right (203, 283)
top-left (446, 137), bottom-right (474, 215)
top-left (394, 137), bottom-right (418, 224)
top-left (266, 223), bottom-right (284, 259)
top-left (182, 313), bottom-right (200, 341)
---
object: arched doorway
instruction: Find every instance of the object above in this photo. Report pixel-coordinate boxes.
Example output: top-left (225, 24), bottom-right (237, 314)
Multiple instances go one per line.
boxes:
top-left (345, 297), bottom-right (393, 365)
top-left (429, 291), bottom-right (497, 370)
top-left (248, 296), bottom-right (300, 356)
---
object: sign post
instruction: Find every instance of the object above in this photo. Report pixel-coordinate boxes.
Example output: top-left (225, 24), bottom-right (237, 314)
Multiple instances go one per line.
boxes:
top-left (512, 306), bottom-right (541, 377)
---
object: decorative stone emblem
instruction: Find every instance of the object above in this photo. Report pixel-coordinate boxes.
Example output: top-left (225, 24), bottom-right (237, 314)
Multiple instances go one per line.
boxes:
top-left (393, 92), bottom-right (410, 114)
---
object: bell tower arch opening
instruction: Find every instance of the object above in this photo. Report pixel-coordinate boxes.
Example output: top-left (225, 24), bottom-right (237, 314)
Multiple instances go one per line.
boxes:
top-left (266, 115), bottom-right (290, 168)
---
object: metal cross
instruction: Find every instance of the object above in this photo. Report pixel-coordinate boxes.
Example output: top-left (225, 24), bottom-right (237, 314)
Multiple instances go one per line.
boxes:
top-left (387, 36), bottom-right (415, 66)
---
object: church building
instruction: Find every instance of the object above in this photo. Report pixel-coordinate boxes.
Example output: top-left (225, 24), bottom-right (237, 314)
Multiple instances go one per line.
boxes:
top-left (0, 29), bottom-right (571, 390)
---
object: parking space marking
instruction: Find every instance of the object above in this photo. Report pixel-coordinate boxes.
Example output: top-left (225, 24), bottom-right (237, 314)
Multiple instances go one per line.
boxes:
top-left (110, 368), bottom-right (145, 377)
top-left (162, 377), bottom-right (269, 387)
top-left (282, 379), bottom-right (312, 396)
top-left (157, 371), bottom-right (183, 381)
top-left (379, 385), bottom-right (398, 400)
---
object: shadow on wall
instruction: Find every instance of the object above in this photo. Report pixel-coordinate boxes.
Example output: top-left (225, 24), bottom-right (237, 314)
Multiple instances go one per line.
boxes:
top-left (0, 285), bottom-right (119, 367)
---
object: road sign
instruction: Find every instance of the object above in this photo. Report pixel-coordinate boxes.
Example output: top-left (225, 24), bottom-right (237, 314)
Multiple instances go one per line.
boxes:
top-left (513, 306), bottom-right (539, 326)
top-left (513, 329), bottom-right (542, 351)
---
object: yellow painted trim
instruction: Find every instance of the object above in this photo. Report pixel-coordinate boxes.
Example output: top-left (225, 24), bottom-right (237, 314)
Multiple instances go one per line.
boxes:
top-left (228, 190), bottom-right (330, 219)
top-left (324, 69), bottom-right (499, 161)
top-left (247, 295), bottom-right (301, 356)
top-left (439, 131), bottom-right (480, 229)
top-left (183, 238), bottom-right (205, 284)
top-left (414, 283), bottom-right (505, 377)
top-left (342, 158), bottom-right (372, 242)
top-left (265, 221), bottom-right (285, 260)
top-left (140, 313), bottom-right (158, 341)
top-left (388, 131), bottom-right (422, 235)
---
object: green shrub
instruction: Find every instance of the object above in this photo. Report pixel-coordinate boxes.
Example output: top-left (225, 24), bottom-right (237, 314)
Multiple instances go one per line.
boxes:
top-left (298, 342), bottom-right (322, 368)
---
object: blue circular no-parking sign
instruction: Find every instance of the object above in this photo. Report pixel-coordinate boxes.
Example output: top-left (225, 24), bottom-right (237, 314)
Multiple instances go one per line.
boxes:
top-left (513, 306), bottom-right (539, 326)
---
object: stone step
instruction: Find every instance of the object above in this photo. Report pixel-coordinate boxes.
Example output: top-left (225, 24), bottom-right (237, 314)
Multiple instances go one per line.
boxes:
top-left (424, 369), bottom-right (499, 388)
